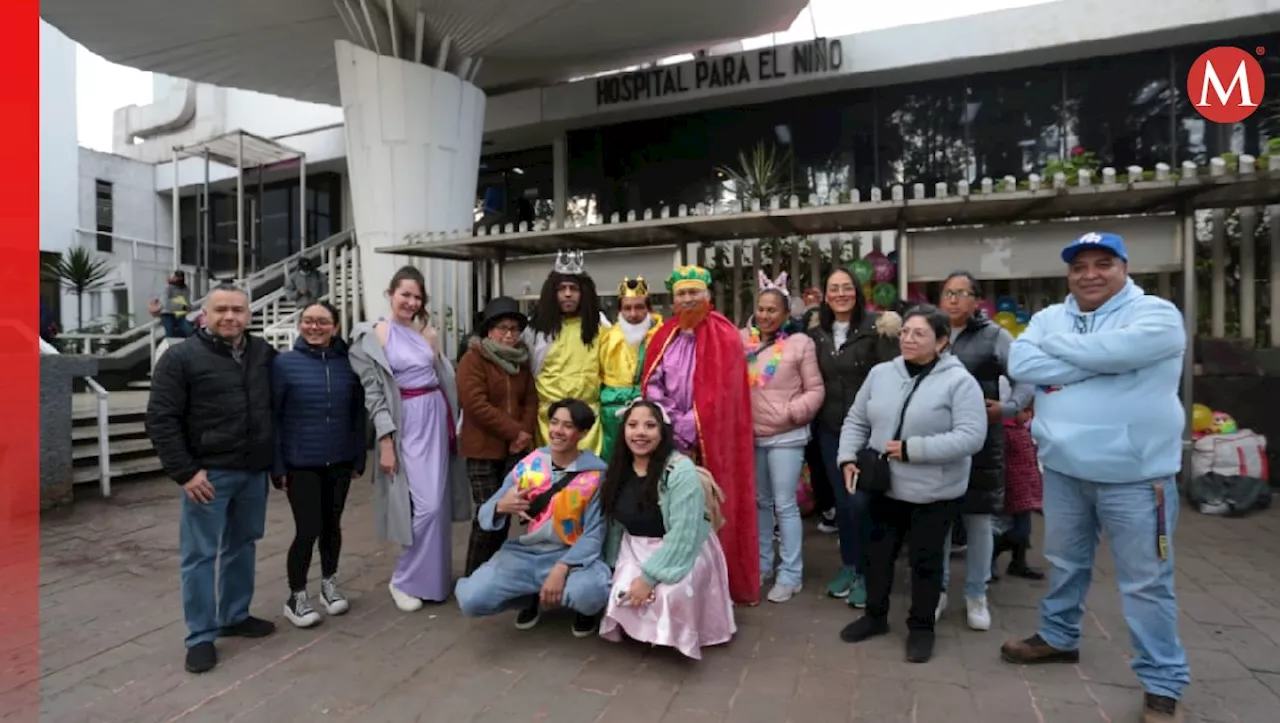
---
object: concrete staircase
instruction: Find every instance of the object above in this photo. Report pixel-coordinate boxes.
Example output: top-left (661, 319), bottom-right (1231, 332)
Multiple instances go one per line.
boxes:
top-left (71, 390), bottom-right (164, 486)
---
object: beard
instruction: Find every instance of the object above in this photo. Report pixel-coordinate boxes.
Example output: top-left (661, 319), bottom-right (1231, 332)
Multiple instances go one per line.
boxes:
top-left (675, 300), bottom-right (711, 330)
top-left (617, 315), bottom-right (652, 346)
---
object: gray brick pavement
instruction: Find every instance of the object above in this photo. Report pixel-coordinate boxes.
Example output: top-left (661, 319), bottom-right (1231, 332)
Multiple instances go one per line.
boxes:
top-left (31, 477), bottom-right (1280, 722)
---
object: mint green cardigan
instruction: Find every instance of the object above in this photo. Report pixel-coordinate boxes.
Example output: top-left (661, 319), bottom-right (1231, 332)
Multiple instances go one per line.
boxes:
top-left (603, 453), bottom-right (711, 586)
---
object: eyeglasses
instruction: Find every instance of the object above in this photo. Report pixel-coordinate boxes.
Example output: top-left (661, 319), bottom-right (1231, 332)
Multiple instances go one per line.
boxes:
top-left (941, 290), bottom-right (975, 300)
top-left (300, 317), bottom-right (335, 327)
top-left (827, 284), bottom-right (856, 294)
top-left (899, 327), bottom-right (936, 341)
top-left (491, 325), bottom-right (521, 337)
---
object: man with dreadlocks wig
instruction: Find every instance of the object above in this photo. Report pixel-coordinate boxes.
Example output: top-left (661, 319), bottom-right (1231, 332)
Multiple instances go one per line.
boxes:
top-left (522, 250), bottom-right (608, 454)
top-left (641, 266), bottom-right (758, 605)
top-left (597, 277), bottom-right (663, 460)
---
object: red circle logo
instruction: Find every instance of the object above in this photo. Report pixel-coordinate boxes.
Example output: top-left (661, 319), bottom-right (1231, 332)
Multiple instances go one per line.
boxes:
top-left (1187, 47), bottom-right (1265, 124)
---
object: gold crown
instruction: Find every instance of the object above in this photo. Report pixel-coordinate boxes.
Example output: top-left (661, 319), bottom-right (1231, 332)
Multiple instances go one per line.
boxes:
top-left (618, 276), bottom-right (650, 298)
top-left (666, 265), bottom-right (712, 293)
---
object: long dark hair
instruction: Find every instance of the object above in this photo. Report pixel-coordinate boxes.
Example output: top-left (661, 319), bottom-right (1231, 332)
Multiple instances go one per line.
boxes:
top-left (529, 272), bottom-right (602, 345)
top-left (817, 267), bottom-right (868, 333)
top-left (388, 265), bottom-right (428, 323)
top-left (599, 401), bottom-right (677, 517)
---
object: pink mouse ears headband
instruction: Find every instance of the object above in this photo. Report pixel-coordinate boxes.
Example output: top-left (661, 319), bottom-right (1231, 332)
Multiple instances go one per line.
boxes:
top-left (757, 270), bottom-right (790, 296)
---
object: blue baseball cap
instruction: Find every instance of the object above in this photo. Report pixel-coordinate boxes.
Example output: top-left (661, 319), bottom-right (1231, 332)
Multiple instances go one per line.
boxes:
top-left (1061, 232), bottom-right (1128, 264)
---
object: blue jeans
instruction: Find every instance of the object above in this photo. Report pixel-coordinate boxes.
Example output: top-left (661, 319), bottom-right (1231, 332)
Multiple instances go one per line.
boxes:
top-left (754, 444), bottom-right (806, 587)
top-left (941, 513), bottom-right (994, 598)
top-left (161, 314), bottom-right (195, 339)
top-left (455, 544), bottom-right (611, 617)
top-left (179, 469), bottom-right (269, 647)
top-left (1038, 470), bottom-right (1190, 699)
top-left (818, 428), bottom-right (868, 573)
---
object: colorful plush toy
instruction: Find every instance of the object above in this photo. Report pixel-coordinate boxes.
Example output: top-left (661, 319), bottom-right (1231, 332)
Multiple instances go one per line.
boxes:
top-left (1210, 411), bottom-right (1237, 435)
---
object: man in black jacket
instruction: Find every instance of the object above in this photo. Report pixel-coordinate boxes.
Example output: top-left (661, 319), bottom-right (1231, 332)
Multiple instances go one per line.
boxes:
top-left (146, 282), bottom-right (277, 674)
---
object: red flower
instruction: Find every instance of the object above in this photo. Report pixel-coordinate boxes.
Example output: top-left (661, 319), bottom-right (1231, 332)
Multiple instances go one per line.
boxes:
top-left (1071, 145), bottom-right (1085, 156)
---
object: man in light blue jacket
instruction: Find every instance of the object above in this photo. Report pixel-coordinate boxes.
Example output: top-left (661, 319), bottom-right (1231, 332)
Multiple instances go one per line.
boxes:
top-left (1000, 232), bottom-right (1189, 723)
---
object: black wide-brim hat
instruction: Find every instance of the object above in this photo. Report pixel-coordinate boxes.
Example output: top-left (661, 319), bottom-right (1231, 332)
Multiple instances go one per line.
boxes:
top-left (479, 296), bottom-right (527, 334)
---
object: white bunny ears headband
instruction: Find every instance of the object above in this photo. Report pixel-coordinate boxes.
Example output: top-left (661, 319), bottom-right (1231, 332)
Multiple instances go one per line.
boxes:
top-left (757, 271), bottom-right (790, 297)
top-left (614, 397), bottom-right (673, 424)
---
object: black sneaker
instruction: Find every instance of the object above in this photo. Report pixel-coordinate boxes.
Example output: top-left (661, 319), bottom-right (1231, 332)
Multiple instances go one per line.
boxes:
top-left (184, 641), bottom-right (217, 674)
top-left (1142, 693), bottom-right (1182, 723)
top-left (283, 592), bottom-right (322, 628)
top-left (514, 600), bottom-right (540, 630)
top-left (839, 615), bottom-right (889, 643)
top-left (905, 630), bottom-right (935, 663)
top-left (571, 613), bottom-right (598, 638)
top-left (220, 615), bottom-right (277, 638)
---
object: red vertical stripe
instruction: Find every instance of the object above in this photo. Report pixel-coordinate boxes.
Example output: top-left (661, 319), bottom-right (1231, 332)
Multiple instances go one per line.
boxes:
top-left (0, 2), bottom-right (41, 719)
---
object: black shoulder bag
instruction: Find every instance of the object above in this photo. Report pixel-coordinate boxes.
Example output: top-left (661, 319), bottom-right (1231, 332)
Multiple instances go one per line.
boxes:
top-left (522, 469), bottom-right (583, 522)
top-left (854, 372), bottom-right (930, 494)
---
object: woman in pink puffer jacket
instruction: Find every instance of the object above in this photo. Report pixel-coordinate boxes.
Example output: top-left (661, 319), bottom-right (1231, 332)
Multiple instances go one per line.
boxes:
top-left (742, 272), bottom-right (825, 604)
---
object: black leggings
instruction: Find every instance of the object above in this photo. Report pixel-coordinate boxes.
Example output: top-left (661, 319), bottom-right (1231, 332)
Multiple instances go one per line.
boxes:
top-left (804, 424), bottom-right (834, 514)
top-left (863, 494), bottom-right (961, 632)
top-left (286, 464), bottom-right (353, 592)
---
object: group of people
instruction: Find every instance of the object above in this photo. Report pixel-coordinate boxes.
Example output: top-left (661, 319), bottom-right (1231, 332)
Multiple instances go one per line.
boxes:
top-left (145, 231), bottom-right (1188, 723)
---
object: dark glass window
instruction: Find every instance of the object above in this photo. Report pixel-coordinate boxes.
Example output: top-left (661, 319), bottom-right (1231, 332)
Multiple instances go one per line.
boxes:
top-left (875, 77), bottom-right (971, 189)
top-left (1062, 49), bottom-right (1175, 169)
top-left (95, 180), bottom-right (113, 253)
top-left (965, 65), bottom-right (1066, 180)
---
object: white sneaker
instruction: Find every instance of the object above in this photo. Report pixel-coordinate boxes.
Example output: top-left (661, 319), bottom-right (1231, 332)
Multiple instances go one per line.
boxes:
top-left (283, 591), bottom-right (322, 628)
top-left (935, 592), bottom-right (948, 622)
top-left (321, 577), bottom-right (350, 616)
top-left (766, 583), bottom-right (802, 603)
top-left (966, 596), bottom-right (991, 631)
top-left (389, 582), bottom-right (423, 612)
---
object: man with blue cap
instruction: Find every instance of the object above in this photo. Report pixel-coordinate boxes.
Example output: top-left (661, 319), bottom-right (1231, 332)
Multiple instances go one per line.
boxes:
top-left (1001, 232), bottom-right (1190, 723)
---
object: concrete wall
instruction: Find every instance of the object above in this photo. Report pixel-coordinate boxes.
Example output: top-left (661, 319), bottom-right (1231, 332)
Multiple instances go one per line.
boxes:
top-left (78, 148), bottom-right (174, 328)
top-left (40, 355), bottom-right (98, 509)
top-left (40, 20), bottom-right (80, 330)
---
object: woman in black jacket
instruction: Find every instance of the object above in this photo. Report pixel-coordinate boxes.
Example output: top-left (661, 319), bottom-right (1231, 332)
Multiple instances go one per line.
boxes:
top-left (808, 267), bottom-right (901, 608)
top-left (271, 301), bottom-right (367, 629)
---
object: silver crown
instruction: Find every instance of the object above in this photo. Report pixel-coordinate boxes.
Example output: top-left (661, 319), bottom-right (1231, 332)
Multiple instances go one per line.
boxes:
top-left (554, 249), bottom-right (585, 275)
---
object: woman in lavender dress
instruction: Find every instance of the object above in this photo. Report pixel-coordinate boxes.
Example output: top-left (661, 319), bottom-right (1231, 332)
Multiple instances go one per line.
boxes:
top-left (350, 266), bottom-right (470, 611)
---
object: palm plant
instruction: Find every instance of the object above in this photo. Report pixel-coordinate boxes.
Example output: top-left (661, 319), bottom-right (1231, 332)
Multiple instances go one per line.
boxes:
top-left (715, 141), bottom-right (794, 207)
top-left (41, 246), bottom-right (113, 330)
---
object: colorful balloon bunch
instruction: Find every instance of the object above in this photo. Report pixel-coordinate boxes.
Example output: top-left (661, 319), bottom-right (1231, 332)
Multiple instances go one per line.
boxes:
top-left (849, 250), bottom-right (900, 312)
top-left (984, 295), bottom-right (1032, 338)
top-left (1191, 403), bottom-right (1238, 440)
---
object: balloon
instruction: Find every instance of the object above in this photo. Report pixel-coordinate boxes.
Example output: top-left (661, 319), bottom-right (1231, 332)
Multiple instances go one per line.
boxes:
top-left (872, 257), bottom-right (896, 284)
top-left (1211, 411), bottom-right (1237, 435)
top-left (1015, 309), bottom-right (1032, 324)
top-left (1012, 323), bottom-right (1027, 337)
top-left (872, 282), bottom-right (899, 308)
top-left (907, 282), bottom-right (929, 304)
top-left (996, 296), bottom-right (1018, 313)
top-left (862, 282), bottom-right (875, 303)
top-left (864, 302), bottom-right (881, 313)
top-left (976, 299), bottom-right (997, 319)
top-left (1191, 403), bottom-right (1214, 432)
top-left (994, 311), bottom-right (1018, 330)
top-left (865, 249), bottom-right (887, 262)
top-left (850, 259), bottom-right (874, 285)
top-left (887, 250), bottom-right (899, 265)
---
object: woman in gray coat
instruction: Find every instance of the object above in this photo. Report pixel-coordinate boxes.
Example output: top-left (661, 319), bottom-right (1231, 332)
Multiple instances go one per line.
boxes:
top-left (349, 266), bottom-right (469, 612)
top-left (836, 304), bottom-right (987, 664)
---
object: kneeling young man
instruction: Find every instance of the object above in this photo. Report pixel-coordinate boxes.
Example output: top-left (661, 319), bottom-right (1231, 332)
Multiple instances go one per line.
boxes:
top-left (455, 398), bottom-right (611, 637)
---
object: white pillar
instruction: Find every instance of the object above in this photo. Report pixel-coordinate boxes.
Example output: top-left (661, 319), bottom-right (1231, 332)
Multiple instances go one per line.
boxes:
top-left (336, 40), bottom-right (486, 322)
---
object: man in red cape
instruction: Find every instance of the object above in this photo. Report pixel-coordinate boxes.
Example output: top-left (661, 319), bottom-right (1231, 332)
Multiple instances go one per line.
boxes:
top-left (641, 265), bottom-right (758, 605)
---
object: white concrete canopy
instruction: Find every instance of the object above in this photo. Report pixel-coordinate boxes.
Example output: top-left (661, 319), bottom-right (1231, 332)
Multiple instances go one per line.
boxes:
top-left (40, 0), bottom-right (810, 104)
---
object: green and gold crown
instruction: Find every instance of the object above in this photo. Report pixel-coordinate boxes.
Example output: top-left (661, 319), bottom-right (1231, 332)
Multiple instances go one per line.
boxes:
top-left (666, 265), bottom-right (712, 293)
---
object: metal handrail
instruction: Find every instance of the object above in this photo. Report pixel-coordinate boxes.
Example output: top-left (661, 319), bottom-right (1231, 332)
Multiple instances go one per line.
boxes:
top-left (39, 338), bottom-right (111, 498)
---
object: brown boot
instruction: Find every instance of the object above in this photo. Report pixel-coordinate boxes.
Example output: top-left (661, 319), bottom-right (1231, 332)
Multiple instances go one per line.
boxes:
top-left (1000, 634), bottom-right (1080, 664)
top-left (1141, 693), bottom-right (1183, 723)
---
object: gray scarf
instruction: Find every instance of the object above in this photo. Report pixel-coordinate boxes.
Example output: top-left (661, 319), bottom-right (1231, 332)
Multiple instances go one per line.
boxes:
top-left (478, 337), bottom-right (529, 375)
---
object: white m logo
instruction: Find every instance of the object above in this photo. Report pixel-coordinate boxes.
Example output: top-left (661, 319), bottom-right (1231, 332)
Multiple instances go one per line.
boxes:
top-left (1196, 59), bottom-right (1259, 108)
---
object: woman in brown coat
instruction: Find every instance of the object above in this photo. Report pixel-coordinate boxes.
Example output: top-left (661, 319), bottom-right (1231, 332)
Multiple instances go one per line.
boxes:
top-left (457, 296), bottom-right (539, 573)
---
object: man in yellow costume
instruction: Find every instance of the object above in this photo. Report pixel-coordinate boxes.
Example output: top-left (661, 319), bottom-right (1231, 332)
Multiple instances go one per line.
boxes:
top-left (597, 277), bottom-right (663, 460)
top-left (522, 250), bottom-right (608, 453)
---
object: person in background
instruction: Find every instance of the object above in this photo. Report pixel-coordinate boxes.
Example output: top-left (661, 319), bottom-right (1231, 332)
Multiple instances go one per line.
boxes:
top-left (836, 304), bottom-right (987, 664)
top-left (935, 271), bottom-right (1034, 632)
top-left (798, 285), bottom-right (836, 533)
top-left (40, 298), bottom-right (59, 343)
top-left (271, 301), bottom-right (366, 628)
top-left (1001, 232), bottom-right (1189, 723)
top-left (284, 256), bottom-right (327, 307)
top-left (743, 273), bottom-right (824, 603)
top-left (598, 276), bottom-right (662, 460)
top-left (455, 398), bottom-right (611, 637)
top-left (457, 296), bottom-right (538, 574)
top-left (992, 377), bottom-right (1044, 581)
top-left (598, 400), bottom-right (736, 659)
top-left (154, 270), bottom-right (194, 339)
top-left (350, 266), bottom-right (467, 612)
top-left (808, 267), bottom-right (900, 608)
top-left (523, 250), bottom-right (608, 453)
top-left (641, 265), bottom-right (757, 605)
top-left (145, 282), bottom-right (277, 674)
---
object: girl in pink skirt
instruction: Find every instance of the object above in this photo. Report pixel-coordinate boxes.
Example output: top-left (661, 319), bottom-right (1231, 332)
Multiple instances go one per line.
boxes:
top-left (597, 400), bottom-right (736, 659)
top-left (993, 404), bottom-right (1044, 580)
